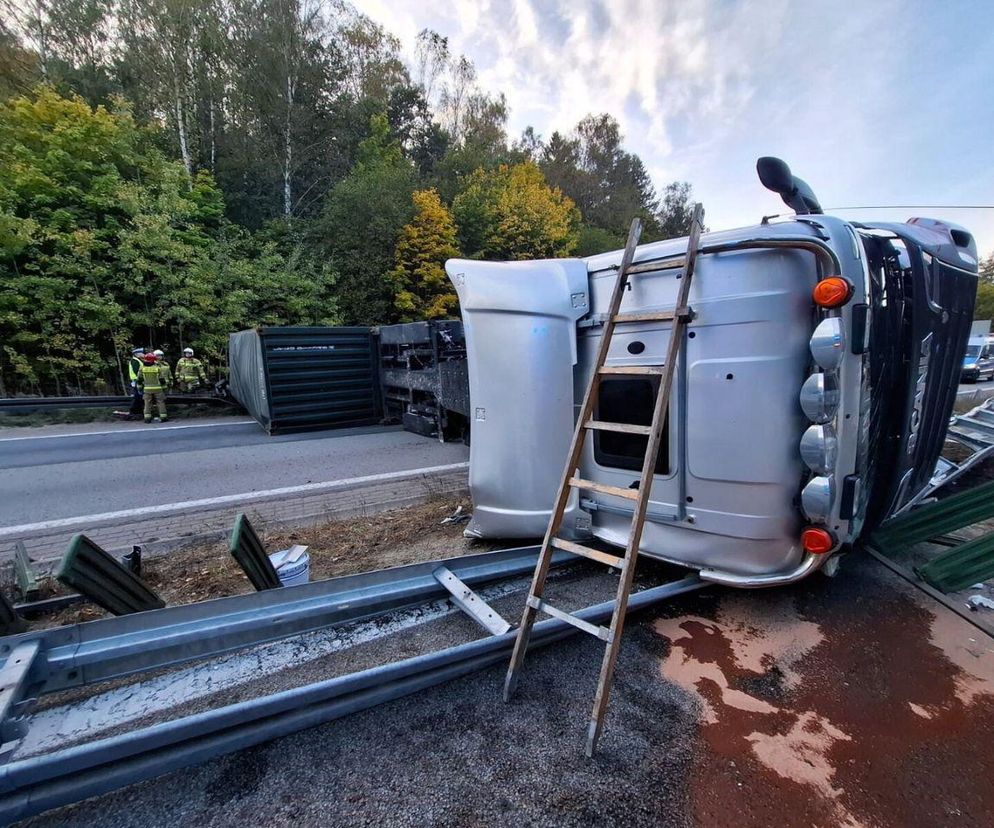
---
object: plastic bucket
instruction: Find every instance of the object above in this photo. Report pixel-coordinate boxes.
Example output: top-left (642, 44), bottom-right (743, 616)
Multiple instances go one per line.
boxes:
top-left (269, 546), bottom-right (310, 587)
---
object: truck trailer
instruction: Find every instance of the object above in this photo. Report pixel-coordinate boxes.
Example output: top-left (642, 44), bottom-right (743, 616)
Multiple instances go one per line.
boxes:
top-left (447, 157), bottom-right (978, 587)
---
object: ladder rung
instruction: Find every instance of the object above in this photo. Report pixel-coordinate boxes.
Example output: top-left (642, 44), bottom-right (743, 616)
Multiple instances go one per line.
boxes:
top-left (550, 537), bottom-right (625, 569)
top-left (585, 420), bottom-right (651, 436)
top-left (598, 365), bottom-right (664, 376)
top-left (526, 595), bottom-right (613, 641)
top-left (625, 256), bottom-right (686, 275)
top-left (613, 309), bottom-right (675, 323)
top-left (568, 477), bottom-right (639, 500)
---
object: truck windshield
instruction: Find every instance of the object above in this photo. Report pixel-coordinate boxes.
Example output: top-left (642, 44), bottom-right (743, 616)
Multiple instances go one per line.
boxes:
top-left (965, 345), bottom-right (982, 358)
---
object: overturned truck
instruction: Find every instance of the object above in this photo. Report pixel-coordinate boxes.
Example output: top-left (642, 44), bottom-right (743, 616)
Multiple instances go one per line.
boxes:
top-left (448, 157), bottom-right (978, 587)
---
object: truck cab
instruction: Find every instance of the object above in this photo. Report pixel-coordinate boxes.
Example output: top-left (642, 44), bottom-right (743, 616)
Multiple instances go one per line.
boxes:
top-left (447, 160), bottom-right (978, 587)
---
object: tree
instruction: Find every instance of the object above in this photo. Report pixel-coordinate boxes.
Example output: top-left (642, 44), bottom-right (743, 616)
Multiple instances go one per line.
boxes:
top-left (975, 282), bottom-right (994, 321)
top-left (388, 189), bottom-right (459, 321)
top-left (316, 113), bottom-right (416, 324)
top-left (414, 28), bottom-right (448, 103)
top-left (574, 225), bottom-right (624, 257)
top-left (0, 26), bottom-right (40, 98)
top-left (656, 181), bottom-right (697, 239)
top-left (979, 253), bottom-right (994, 285)
top-left (452, 162), bottom-right (579, 260)
top-left (0, 88), bottom-right (203, 392)
top-left (336, 10), bottom-right (406, 104)
top-left (0, 87), bottom-right (332, 393)
top-left (541, 114), bottom-right (659, 239)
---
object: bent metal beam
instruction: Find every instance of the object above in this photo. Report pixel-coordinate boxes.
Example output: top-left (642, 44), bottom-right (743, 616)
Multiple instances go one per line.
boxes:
top-left (0, 569), bottom-right (703, 824)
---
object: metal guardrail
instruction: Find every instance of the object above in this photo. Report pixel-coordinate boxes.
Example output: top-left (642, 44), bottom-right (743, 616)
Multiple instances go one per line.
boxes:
top-left (0, 395), bottom-right (237, 413)
top-left (0, 541), bottom-right (702, 823)
top-left (897, 395), bottom-right (994, 513)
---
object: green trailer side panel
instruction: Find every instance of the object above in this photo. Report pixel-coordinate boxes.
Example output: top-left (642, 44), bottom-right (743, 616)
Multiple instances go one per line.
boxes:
top-left (56, 534), bottom-right (165, 616)
top-left (229, 513), bottom-right (281, 591)
top-left (13, 541), bottom-right (39, 602)
top-left (917, 530), bottom-right (994, 593)
top-left (0, 591), bottom-right (25, 635)
top-left (871, 479), bottom-right (994, 550)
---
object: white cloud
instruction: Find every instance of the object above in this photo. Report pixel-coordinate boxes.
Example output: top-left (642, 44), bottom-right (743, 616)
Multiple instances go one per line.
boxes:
top-left (354, 0), bottom-right (994, 255)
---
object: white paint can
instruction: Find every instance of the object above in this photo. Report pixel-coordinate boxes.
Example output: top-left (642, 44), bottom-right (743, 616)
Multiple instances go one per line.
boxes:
top-left (268, 545), bottom-right (310, 587)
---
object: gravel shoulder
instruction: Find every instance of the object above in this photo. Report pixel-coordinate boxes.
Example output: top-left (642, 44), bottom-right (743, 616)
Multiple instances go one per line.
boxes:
top-left (16, 551), bottom-right (994, 828)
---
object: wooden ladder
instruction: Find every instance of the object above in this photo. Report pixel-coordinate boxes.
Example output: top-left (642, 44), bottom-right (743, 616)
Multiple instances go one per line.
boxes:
top-left (503, 204), bottom-right (706, 756)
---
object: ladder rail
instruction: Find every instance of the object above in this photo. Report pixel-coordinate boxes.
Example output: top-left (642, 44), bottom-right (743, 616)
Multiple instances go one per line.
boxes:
top-left (584, 203), bottom-right (705, 755)
top-left (503, 204), bottom-right (707, 759)
top-left (503, 217), bottom-right (645, 701)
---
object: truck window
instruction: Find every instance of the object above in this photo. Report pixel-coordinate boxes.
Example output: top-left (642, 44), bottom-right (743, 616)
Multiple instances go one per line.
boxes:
top-left (593, 377), bottom-right (669, 474)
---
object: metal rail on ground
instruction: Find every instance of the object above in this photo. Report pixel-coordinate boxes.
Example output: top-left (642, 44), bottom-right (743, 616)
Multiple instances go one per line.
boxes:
top-left (0, 395), bottom-right (238, 413)
top-left (0, 546), bottom-right (703, 822)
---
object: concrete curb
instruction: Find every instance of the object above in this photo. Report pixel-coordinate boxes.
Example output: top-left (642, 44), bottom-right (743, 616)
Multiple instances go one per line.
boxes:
top-left (954, 385), bottom-right (994, 410)
top-left (2, 464), bottom-right (469, 566)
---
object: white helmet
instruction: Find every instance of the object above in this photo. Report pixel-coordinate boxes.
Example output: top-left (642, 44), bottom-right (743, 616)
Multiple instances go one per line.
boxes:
top-left (183, 347), bottom-right (194, 356)
top-left (153, 349), bottom-right (164, 358)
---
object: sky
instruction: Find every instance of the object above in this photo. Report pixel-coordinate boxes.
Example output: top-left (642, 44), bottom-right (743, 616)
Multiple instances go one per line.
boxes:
top-left (355, 0), bottom-right (994, 257)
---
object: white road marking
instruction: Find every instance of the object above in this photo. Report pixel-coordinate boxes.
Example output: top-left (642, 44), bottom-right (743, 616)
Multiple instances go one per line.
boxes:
top-left (0, 419), bottom-right (258, 443)
top-left (0, 462), bottom-right (470, 537)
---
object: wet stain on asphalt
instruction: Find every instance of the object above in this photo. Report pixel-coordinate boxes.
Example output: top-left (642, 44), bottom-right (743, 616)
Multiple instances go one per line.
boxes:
top-left (652, 554), bottom-right (994, 828)
top-left (17, 555), bottom-right (994, 828)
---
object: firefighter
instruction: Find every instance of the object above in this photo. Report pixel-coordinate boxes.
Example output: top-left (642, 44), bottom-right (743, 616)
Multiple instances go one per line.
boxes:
top-left (127, 347), bottom-right (145, 419)
top-left (153, 349), bottom-right (173, 391)
top-left (138, 352), bottom-right (168, 423)
top-left (176, 347), bottom-right (207, 392)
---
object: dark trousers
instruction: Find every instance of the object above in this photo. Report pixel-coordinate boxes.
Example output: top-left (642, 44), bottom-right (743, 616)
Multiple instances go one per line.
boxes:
top-left (128, 385), bottom-right (144, 417)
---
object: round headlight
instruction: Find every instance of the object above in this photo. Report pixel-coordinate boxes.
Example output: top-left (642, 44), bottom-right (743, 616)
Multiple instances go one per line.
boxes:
top-left (810, 318), bottom-right (845, 370)
top-left (799, 372), bottom-right (840, 424)
top-left (801, 476), bottom-right (835, 522)
top-left (800, 424), bottom-right (839, 474)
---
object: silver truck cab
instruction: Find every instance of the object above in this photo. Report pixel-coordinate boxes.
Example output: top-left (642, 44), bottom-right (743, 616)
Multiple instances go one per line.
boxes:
top-left (446, 160), bottom-right (978, 587)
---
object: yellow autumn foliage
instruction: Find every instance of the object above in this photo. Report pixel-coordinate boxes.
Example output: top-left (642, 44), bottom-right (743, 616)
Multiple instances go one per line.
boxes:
top-left (389, 189), bottom-right (461, 321)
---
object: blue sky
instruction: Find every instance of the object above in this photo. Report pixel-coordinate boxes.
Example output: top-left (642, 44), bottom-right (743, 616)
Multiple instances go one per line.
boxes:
top-left (356, 0), bottom-right (994, 257)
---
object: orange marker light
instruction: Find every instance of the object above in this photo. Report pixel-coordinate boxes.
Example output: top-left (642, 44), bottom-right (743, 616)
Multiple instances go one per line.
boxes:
top-left (812, 277), bottom-right (853, 309)
top-left (801, 526), bottom-right (835, 554)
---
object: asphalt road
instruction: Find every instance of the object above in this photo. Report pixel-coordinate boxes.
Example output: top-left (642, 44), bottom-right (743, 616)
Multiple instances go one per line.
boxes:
top-left (0, 418), bottom-right (468, 527)
top-left (17, 553), bottom-right (994, 828)
top-left (961, 377), bottom-right (994, 392)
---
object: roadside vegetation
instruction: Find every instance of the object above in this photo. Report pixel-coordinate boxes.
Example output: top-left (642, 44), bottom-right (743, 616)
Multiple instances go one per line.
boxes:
top-left (0, 1), bottom-right (701, 397)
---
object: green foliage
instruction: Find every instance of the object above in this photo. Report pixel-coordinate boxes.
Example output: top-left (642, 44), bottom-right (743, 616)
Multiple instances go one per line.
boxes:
top-left (655, 181), bottom-right (697, 239)
top-left (540, 115), bottom-right (658, 239)
top-left (980, 253), bottom-right (994, 285)
top-left (389, 189), bottom-right (460, 321)
top-left (0, 86), bottom-right (335, 394)
top-left (317, 113), bottom-right (416, 324)
top-left (0, 9), bottom-right (713, 395)
top-left (975, 282), bottom-right (994, 321)
top-left (575, 225), bottom-right (625, 257)
top-left (452, 162), bottom-right (579, 260)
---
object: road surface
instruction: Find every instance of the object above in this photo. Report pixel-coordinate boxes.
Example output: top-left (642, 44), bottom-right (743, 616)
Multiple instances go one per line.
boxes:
top-left (0, 418), bottom-right (468, 527)
top-left (15, 551), bottom-right (994, 828)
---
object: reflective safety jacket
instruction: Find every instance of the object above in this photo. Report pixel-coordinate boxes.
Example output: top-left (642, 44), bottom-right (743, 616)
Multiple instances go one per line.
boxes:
top-left (177, 357), bottom-right (207, 384)
top-left (128, 356), bottom-right (143, 383)
top-left (157, 361), bottom-right (173, 389)
top-left (138, 363), bottom-right (163, 392)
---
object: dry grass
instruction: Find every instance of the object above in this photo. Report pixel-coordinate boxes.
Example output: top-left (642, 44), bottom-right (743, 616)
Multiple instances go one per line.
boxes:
top-left (29, 497), bottom-right (517, 630)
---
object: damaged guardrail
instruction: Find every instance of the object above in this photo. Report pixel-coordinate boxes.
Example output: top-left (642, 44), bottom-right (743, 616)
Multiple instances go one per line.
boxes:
top-left (0, 542), bottom-right (702, 823)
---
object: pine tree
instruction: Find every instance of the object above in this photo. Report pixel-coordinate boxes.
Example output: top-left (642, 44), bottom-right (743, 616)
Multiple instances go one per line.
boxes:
top-left (389, 189), bottom-right (460, 321)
